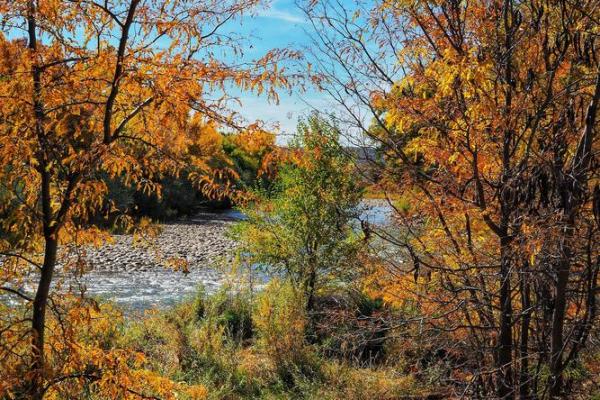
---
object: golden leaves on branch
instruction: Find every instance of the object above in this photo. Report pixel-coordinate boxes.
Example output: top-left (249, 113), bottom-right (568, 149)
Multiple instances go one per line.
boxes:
top-left (0, 0), bottom-right (300, 396)
top-left (0, 294), bottom-right (208, 399)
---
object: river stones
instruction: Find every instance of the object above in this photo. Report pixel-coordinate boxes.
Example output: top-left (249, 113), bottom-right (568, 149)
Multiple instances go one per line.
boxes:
top-left (79, 213), bottom-right (237, 274)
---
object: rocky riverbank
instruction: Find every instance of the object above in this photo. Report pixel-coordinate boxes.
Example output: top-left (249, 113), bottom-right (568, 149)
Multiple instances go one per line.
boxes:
top-left (80, 210), bottom-right (239, 273)
top-left (60, 209), bottom-right (243, 310)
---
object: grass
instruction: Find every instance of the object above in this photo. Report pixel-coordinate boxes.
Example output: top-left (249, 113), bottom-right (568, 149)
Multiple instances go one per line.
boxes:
top-left (113, 282), bottom-right (435, 399)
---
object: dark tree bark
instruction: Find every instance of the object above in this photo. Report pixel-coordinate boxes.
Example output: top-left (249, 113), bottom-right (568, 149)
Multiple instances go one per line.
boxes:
top-left (549, 70), bottom-right (600, 398)
top-left (305, 268), bottom-right (317, 313)
top-left (519, 261), bottom-right (532, 399)
top-left (30, 235), bottom-right (57, 400)
top-left (26, 2), bottom-right (53, 397)
top-left (498, 235), bottom-right (514, 399)
top-left (497, 2), bottom-right (516, 397)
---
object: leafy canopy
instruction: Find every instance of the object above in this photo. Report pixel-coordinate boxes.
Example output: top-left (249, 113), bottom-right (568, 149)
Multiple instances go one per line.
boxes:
top-left (233, 114), bottom-right (366, 305)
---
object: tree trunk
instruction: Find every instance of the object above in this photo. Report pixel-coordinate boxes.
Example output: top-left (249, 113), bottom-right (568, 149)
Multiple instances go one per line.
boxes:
top-left (29, 235), bottom-right (58, 400)
top-left (549, 236), bottom-right (571, 398)
top-left (498, 235), bottom-right (514, 399)
top-left (519, 261), bottom-right (531, 399)
top-left (28, 152), bottom-right (57, 399)
top-left (549, 71), bottom-right (600, 397)
top-left (497, 2), bottom-right (515, 396)
top-left (305, 269), bottom-right (317, 313)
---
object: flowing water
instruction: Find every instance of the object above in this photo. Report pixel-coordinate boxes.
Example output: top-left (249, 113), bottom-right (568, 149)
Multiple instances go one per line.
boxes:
top-left (6, 202), bottom-right (394, 311)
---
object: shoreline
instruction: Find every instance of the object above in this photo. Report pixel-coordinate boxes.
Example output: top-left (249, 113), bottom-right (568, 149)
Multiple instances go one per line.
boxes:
top-left (78, 209), bottom-right (239, 274)
top-left (54, 210), bottom-right (242, 310)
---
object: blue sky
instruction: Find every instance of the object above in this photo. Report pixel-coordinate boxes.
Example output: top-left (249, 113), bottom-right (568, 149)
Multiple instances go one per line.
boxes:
top-left (4, 0), bottom-right (333, 142)
top-left (227, 0), bottom-right (328, 142)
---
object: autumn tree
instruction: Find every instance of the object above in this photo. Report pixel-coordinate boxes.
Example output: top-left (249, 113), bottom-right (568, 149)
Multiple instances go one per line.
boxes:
top-left (0, 0), bottom-right (294, 397)
top-left (223, 129), bottom-right (278, 191)
top-left (304, 0), bottom-right (599, 398)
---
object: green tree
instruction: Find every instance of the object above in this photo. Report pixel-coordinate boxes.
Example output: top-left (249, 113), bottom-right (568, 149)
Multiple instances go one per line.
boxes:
top-left (233, 114), bottom-right (365, 312)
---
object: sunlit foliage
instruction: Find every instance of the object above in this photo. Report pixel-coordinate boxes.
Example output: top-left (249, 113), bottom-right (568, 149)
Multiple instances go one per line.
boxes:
top-left (0, 0), bottom-right (295, 397)
top-left (304, 0), bottom-right (600, 397)
top-left (232, 114), bottom-right (366, 311)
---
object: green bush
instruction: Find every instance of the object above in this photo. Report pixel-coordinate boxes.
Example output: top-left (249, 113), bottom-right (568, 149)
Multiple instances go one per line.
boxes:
top-left (253, 280), bottom-right (322, 386)
top-left (232, 114), bottom-right (366, 315)
top-left (193, 286), bottom-right (253, 343)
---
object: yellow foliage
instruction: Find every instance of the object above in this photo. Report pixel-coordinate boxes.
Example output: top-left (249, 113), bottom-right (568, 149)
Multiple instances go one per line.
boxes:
top-left (0, 0), bottom-right (296, 396)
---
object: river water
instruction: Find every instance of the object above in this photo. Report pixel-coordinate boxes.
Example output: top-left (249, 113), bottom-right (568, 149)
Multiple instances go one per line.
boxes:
top-left (9, 202), bottom-right (394, 311)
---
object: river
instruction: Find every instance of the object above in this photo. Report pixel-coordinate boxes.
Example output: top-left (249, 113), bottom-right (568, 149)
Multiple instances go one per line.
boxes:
top-left (10, 202), bottom-right (394, 311)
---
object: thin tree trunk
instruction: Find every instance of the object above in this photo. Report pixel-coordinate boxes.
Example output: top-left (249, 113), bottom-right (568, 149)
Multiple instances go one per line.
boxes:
top-left (519, 261), bottom-right (531, 399)
top-left (305, 268), bottom-right (317, 313)
top-left (26, 2), bottom-right (54, 396)
top-left (497, 2), bottom-right (515, 396)
top-left (29, 235), bottom-right (57, 399)
top-left (498, 235), bottom-right (514, 399)
top-left (27, 161), bottom-right (58, 399)
top-left (549, 71), bottom-right (600, 398)
top-left (549, 231), bottom-right (571, 398)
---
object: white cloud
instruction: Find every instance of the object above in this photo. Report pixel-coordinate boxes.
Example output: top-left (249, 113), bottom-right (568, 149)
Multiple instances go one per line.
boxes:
top-left (256, 7), bottom-right (307, 24)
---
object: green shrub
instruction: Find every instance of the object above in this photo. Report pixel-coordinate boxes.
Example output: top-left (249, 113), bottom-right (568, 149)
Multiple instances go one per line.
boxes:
top-left (232, 114), bottom-right (366, 314)
top-left (253, 280), bottom-right (321, 386)
top-left (193, 286), bottom-right (253, 342)
top-left (119, 312), bottom-right (182, 377)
